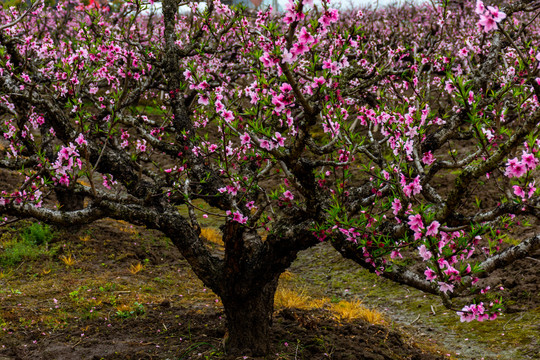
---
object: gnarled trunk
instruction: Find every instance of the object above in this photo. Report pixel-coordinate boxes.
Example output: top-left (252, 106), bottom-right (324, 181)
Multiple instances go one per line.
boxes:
top-left (55, 187), bottom-right (84, 211)
top-left (220, 277), bottom-right (279, 356)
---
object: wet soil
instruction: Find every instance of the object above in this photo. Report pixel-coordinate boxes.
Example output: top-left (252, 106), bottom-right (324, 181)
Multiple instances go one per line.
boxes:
top-left (0, 304), bottom-right (444, 360)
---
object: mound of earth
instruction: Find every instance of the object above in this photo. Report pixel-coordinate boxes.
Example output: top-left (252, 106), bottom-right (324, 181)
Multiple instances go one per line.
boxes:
top-left (0, 305), bottom-right (443, 360)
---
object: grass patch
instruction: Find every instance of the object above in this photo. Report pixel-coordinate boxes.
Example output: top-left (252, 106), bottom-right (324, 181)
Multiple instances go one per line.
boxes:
top-left (330, 299), bottom-right (385, 324)
top-left (21, 222), bottom-right (54, 245)
top-left (177, 199), bottom-right (225, 229)
top-left (274, 288), bottom-right (324, 310)
top-left (0, 223), bottom-right (55, 267)
top-left (275, 287), bottom-right (385, 325)
top-left (200, 227), bottom-right (223, 246)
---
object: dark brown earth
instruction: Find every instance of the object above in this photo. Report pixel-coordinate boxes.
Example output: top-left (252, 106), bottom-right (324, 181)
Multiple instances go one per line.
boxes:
top-left (0, 305), bottom-right (443, 360)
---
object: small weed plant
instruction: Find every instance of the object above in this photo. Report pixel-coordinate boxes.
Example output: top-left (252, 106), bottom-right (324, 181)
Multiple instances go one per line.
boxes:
top-left (79, 234), bottom-right (91, 242)
top-left (115, 302), bottom-right (145, 319)
top-left (60, 254), bottom-right (76, 267)
top-left (129, 262), bottom-right (144, 274)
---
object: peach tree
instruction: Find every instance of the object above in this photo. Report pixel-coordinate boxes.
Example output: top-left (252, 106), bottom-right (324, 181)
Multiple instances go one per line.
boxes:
top-left (1, 0), bottom-right (540, 355)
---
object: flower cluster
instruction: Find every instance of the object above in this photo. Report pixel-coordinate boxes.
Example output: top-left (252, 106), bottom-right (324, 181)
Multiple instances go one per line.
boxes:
top-left (505, 151), bottom-right (538, 178)
top-left (458, 301), bottom-right (501, 322)
top-left (475, 1), bottom-right (506, 32)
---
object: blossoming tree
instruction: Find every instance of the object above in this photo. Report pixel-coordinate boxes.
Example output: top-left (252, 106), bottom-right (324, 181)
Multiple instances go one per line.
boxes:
top-left (1, 0), bottom-right (540, 355)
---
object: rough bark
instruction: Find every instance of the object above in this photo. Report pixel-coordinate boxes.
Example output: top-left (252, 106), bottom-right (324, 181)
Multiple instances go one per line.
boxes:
top-left (221, 277), bottom-right (279, 356)
top-left (55, 188), bottom-right (85, 212)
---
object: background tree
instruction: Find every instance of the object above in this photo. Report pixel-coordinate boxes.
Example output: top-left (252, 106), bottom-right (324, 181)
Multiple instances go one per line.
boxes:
top-left (1, 0), bottom-right (540, 355)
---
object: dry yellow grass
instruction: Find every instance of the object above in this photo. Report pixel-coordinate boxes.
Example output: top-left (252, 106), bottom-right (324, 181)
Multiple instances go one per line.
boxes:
top-left (59, 254), bottom-right (76, 267)
top-left (77, 179), bottom-right (91, 187)
top-left (275, 287), bottom-right (385, 325)
top-left (199, 227), bottom-right (268, 246)
top-left (200, 227), bottom-right (223, 246)
top-left (274, 288), bottom-right (313, 310)
top-left (129, 262), bottom-right (144, 274)
top-left (274, 288), bottom-right (327, 310)
top-left (79, 234), bottom-right (91, 242)
top-left (331, 299), bottom-right (385, 324)
top-left (280, 270), bottom-right (294, 281)
top-left (115, 220), bottom-right (140, 235)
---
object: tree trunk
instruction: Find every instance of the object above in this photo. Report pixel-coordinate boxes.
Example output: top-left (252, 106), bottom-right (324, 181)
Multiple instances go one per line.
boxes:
top-left (221, 277), bottom-right (279, 356)
top-left (55, 188), bottom-right (84, 212)
top-left (52, 187), bottom-right (84, 233)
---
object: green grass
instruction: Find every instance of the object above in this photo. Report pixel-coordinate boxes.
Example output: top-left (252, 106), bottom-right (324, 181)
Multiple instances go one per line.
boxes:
top-left (288, 243), bottom-right (540, 360)
top-left (177, 199), bottom-right (226, 229)
top-left (21, 222), bottom-right (54, 246)
top-left (0, 223), bottom-right (55, 267)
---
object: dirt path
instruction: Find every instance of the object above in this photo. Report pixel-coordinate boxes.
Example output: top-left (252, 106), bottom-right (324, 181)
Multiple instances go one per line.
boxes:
top-left (288, 243), bottom-right (540, 360)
